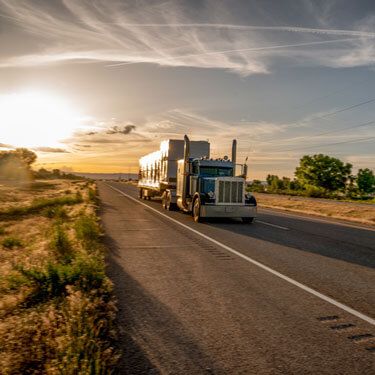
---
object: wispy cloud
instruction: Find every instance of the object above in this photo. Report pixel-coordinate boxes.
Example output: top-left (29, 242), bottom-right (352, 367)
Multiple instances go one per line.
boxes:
top-left (105, 125), bottom-right (136, 135)
top-left (1, 0), bottom-right (374, 74)
top-left (32, 147), bottom-right (69, 153)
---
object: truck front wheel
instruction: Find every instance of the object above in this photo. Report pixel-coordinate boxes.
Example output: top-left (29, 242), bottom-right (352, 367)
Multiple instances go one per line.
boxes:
top-left (242, 217), bottom-right (254, 224)
top-left (193, 198), bottom-right (203, 223)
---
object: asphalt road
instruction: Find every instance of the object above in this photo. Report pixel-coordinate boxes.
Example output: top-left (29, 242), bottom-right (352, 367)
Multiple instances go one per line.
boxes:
top-left (98, 181), bottom-right (375, 374)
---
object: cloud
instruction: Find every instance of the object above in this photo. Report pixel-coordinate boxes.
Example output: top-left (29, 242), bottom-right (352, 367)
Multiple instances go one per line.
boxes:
top-left (106, 125), bottom-right (136, 135)
top-left (32, 147), bottom-right (69, 153)
top-left (83, 124), bottom-right (136, 136)
top-left (1, 0), bottom-right (375, 74)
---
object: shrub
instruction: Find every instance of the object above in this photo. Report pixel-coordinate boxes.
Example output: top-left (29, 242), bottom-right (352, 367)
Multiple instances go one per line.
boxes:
top-left (0, 226), bottom-right (6, 235)
top-left (6, 272), bottom-right (29, 290)
top-left (75, 191), bottom-right (83, 203)
top-left (50, 226), bottom-right (74, 263)
top-left (74, 215), bottom-right (101, 249)
top-left (304, 185), bottom-right (327, 198)
top-left (88, 187), bottom-right (98, 204)
top-left (2, 237), bottom-right (22, 249)
top-left (17, 256), bottom-right (106, 304)
top-left (43, 206), bottom-right (69, 219)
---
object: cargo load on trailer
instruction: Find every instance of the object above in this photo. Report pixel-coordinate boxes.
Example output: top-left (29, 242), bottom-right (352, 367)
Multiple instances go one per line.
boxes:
top-left (138, 136), bottom-right (257, 223)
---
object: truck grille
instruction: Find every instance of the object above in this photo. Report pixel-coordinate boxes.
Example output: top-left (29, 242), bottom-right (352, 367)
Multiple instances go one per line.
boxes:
top-left (218, 180), bottom-right (243, 204)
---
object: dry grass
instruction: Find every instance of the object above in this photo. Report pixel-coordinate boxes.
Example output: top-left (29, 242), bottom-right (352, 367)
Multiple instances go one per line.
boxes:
top-left (0, 179), bottom-right (118, 374)
top-left (254, 193), bottom-right (375, 226)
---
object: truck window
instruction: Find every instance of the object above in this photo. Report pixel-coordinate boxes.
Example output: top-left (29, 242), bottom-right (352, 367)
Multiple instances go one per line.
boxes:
top-left (192, 161), bottom-right (199, 175)
top-left (200, 167), bottom-right (233, 177)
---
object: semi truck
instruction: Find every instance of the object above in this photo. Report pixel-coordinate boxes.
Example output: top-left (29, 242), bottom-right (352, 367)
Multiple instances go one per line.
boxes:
top-left (138, 135), bottom-right (257, 223)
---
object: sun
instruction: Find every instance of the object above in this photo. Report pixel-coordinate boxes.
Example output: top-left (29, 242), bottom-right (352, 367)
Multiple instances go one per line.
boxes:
top-left (0, 91), bottom-right (83, 148)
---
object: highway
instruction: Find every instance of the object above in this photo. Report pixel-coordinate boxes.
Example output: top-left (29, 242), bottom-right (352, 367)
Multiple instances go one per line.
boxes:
top-left (98, 181), bottom-right (375, 374)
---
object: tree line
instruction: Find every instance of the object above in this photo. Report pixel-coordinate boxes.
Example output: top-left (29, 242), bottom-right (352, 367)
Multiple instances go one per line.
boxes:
top-left (0, 148), bottom-right (79, 180)
top-left (249, 154), bottom-right (374, 199)
top-left (2, 148), bottom-right (374, 198)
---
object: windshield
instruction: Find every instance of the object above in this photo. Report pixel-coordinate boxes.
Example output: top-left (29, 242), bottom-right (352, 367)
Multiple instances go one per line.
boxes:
top-left (201, 179), bottom-right (215, 194)
top-left (200, 167), bottom-right (233, 177)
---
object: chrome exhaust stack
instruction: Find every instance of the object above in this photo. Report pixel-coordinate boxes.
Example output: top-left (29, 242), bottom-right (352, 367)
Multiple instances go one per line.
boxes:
top-left (181, 135), bottom-right (190, 209)
top-left (232, 139), bottom-right (237, 165)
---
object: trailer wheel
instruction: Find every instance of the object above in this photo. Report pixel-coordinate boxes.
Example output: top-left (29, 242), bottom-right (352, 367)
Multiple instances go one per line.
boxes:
top-left (165, 191), bottom-right (175, 211)
top-left (193, 198), bottom-right (203, 223)
top-left (242, 217), bottom-right (254, 224)
top-left (162, 192), bottom-right (167, 209)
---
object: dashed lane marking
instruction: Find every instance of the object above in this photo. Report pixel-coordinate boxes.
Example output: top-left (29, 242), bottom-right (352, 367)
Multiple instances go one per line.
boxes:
top-left (256, 220), bottom-right (290, 230)
top-left (106, 183), bottom-right (375, 327)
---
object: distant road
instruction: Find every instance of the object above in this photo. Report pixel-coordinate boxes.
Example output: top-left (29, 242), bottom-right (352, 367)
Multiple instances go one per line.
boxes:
top-left (99, 181), bottom-right (375, 374)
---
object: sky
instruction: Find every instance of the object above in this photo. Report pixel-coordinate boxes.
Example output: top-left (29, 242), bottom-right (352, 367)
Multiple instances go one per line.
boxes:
top-left (0, 0), bottom-right (374, 179)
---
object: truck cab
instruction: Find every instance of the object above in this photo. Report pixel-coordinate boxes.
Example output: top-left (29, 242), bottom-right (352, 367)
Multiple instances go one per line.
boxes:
top-left (176, 153), bottom-right (257, 223)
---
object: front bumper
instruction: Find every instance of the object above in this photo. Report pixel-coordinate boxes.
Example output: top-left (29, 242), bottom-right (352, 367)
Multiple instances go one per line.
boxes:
top-left (200, 204), bottom-right (257, 218)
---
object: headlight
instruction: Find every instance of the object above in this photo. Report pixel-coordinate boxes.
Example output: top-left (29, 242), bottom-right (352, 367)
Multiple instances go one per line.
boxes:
top-left (207, 190), bottom-right (215, 199)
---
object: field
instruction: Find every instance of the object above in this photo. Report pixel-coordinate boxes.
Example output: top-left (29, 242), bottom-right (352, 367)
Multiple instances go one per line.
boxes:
top-left (0, 179), bottom-right (117, 374)
top-left (254, 193), bottom-right (375, 226)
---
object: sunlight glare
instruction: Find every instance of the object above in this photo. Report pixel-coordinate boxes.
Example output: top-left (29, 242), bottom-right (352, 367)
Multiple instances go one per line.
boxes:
top-left (0, 91), bottom-right (83, 148)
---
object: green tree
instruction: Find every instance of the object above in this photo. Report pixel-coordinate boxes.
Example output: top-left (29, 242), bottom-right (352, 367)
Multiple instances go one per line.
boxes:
top-left (266, 174), bottom-right (284, 191)
top-left (357, 168), bottom-right (375, 194)
top-left (289, 179), bottom-right (301, 191)
top-left (0, 148), bottom-right (37, 180)
top-left (13, 148), bottom-right (37, 166)
top-left (248, 179), bottom-right (265, 192)
top-left (295, 154), bottom-right (352, 193)
top-left (266, 174), bottom-right (278, 186)
top-left (281, 177), bottom-right (291, 190)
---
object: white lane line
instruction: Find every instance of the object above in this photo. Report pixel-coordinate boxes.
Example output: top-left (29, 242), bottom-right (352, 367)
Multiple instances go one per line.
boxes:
top-left (123, 229), bottom-right (159, 231)
top-left (259, 208), bottom-right (375, 232)
top-left (256, 220), bottom-right (289, 230)
top-left (119, 219), bottom-right (151, 221)
top-left (124, 245), bottom-right (194, 248)
top-left (106, 183), bottom-right (375, 326)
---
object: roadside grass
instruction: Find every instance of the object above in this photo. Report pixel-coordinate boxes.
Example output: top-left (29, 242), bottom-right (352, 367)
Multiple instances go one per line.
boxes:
top-left (43, 206), bottom-right (69, 219)
top-left (2, 237), bottom-right (22, 249)
top-left (253, 193), bottom-right (375, 226)
top-left (0, 192), bottom-right (83, 220)
top-left (74, 215), bottom-right (101, 250)
top-left (0, 179), bottom-right (118, 374)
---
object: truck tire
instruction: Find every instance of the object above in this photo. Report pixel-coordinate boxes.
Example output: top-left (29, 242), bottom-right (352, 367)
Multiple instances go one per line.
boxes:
top-left (242, 217), bottom-right (254, 224)
top-left (162, 192), bottom-right (167, 209)
top-left (193, 198), bottom-right (203, 223)
top-left (165, 191), bottom-right (175, 211)
top-left (139, 188), bottom-right (144, 199)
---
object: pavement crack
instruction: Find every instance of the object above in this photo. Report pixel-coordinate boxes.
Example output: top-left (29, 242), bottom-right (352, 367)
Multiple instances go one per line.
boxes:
top-left (348, 333), bottom-right (374, 342)
top-left (317, 315), bottom-right (340, 322)
top-left (330, 323), bottom-right (355, 331)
